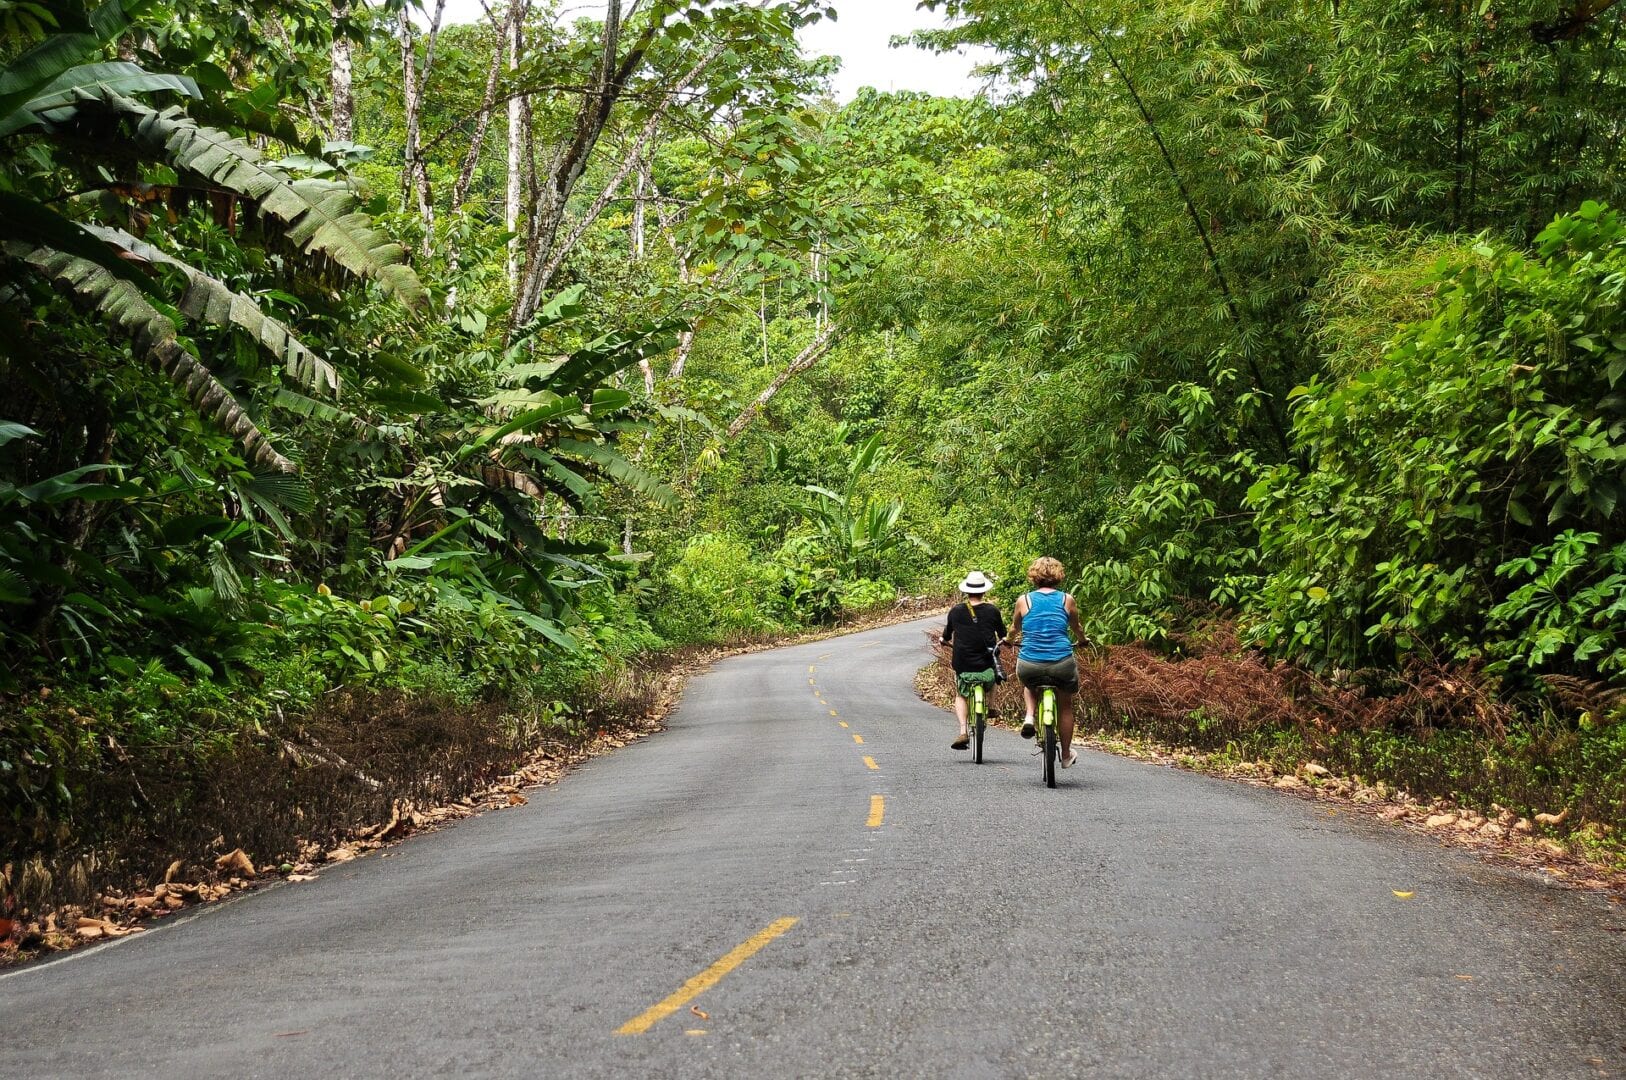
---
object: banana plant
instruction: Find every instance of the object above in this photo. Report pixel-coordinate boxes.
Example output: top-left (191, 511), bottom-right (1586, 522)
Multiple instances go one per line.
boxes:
top-left (799, 430), bottom-right (926, 579)
top-left (0, 0), bottom-right (424, 473)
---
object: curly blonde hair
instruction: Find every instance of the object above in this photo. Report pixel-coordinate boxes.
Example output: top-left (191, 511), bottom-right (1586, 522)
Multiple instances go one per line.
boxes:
top-left (1026, 556), bottom-right (1065, 588)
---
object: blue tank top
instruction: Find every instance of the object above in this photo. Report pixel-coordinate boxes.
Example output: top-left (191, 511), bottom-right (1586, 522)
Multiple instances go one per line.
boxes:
top-left (1019, 590), bottom-right (1073, 662)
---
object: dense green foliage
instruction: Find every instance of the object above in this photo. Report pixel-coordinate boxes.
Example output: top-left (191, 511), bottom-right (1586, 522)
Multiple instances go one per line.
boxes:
top-left (3, 0), bottom-right (1625, 882)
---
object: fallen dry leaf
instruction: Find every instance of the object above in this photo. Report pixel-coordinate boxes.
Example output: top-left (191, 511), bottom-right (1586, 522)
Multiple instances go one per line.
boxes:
top-left (287, 874), bottom-right (317, 883)
top-left (1454, 974), bottom-right (1474, 981)
top-left (1534, 808), bottom-right (1571, 827)
top-left (214, 848), bottom-right (255, 878)
top-left (163, 858), bottom-right (183, 884)
top-left (325, 847), bottom-right (357, 863)
top-left (690, 1006), bottom-right (709, 1020)
top-left (507, 793), bottom-right (528, 806)
top-left (1424, 814), bottom-right (1457, 829)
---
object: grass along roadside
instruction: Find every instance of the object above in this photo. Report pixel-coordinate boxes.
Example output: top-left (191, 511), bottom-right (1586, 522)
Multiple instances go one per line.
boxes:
top-left (0, 597), bottom-right (948, 966)
top-left (916, 634), bottom-right (1626, 895)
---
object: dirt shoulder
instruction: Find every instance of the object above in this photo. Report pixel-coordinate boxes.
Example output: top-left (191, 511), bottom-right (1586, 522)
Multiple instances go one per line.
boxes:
top-left (1, 598), bottom-right (949, 967)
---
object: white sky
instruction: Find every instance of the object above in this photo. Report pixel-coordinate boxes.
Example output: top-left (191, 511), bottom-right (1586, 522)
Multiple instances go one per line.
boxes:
top-left (429, 0), bottom-right (990, 101)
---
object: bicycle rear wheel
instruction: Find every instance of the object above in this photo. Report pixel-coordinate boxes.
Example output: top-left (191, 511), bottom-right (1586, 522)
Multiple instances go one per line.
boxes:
top-left (1043, 725), bottom-right (1057, 788)
top-left (973, 712), bottom-right (985, 763)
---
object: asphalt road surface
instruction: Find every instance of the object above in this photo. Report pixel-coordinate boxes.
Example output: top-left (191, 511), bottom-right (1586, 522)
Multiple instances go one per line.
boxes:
top-left (4, 616), bottom-right (1624, 1079)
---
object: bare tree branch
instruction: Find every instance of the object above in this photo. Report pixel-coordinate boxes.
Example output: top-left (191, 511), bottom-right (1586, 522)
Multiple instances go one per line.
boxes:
top-left (727, 326), bottom-right (841, 438)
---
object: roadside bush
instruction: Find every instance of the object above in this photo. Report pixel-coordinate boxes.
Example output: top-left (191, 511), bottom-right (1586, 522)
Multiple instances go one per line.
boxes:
top-left (838, 577), bottom-right (896, 614)
top-left (1248, 203), bottom-right (1626, 682)
top-left (653, 532), bottom-right (785, 641)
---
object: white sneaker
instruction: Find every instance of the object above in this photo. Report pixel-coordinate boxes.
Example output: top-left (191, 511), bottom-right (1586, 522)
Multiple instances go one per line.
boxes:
top-left (1020, 717), bottom-right (1036, 739)
top-left (1061, 748), bottom-right (1078, 768)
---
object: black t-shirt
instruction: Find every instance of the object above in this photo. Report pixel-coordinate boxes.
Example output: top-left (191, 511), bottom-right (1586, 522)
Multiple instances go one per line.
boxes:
top-left (941, 601), bottom-right (1006, 673)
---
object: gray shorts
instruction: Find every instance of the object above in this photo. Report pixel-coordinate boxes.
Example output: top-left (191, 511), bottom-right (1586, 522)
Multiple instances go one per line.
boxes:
top-left (1017, 656), bottom-right (1078, 693)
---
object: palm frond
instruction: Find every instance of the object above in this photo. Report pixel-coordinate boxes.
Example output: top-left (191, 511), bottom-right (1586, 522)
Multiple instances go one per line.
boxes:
top-left (554, 438), bottom-right (678, 508)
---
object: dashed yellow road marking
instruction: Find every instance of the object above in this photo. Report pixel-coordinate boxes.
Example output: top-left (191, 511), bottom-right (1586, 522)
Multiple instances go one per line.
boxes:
top-left (851, 733), bottom-right (863, 744)
top-left (828, 709), bottom-right (838, 717)
top-left (838, 721), bottom-right (848, 728)
top-left (615, 918), bottom-right (800, 1036)
top-left (867, 796), bottom-right (885, 828)
top-left (863, 756), bottom-right (878, 770)
top-left (808, 665), bottom-right (815, 673)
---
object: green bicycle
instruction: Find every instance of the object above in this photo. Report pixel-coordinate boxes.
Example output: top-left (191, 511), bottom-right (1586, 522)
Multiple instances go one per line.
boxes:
top-left (968, 682), bottom-right (988, 764)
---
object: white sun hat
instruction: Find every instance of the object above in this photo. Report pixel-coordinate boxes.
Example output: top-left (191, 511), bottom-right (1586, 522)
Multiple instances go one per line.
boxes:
top-left (959, 570), bottom-right (993, 594)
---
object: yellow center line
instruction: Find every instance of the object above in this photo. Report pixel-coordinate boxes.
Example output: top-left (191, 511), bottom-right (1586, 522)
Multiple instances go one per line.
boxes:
top-left (808, 665), bottom-right (815, 673)
top-left (615, 917), bottom-right (800, 1036)
top-left (828, 709), bottom-right (838, 717)
top-left (838, 721), bottom-right (848, 728)
top-left (863, 756), bottom-right (879, 770)
top-left (851, 733), bottom-right (864, 744)
top-left (867, 795), bottom-right (885, 828)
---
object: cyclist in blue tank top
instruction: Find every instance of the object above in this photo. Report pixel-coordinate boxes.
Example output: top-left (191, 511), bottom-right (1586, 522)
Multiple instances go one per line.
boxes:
top-left (1009, 556), bottom-right (1087, 769)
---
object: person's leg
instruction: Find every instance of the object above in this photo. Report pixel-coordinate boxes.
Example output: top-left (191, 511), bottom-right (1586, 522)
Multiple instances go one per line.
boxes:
top-left (953, 692), bottom-right (970, 737)
top-left (1021, 683), bottom-right (1036, 732)
top-left (1059, 689), bottom-right (1077, 764)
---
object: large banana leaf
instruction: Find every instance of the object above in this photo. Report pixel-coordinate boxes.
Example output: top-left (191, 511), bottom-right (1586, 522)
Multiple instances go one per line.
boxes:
top-left (554, 438), bottom-right (679, 509)
top-left (18, 244), bottom-right (293, 472)
top-left (84, 224), bottom-right (338, 396)
top-left (0, 61), bottom-right (196, 136)
top-left (0, 0), bottom-right (150, 121)
top-left (85, 89), bottom-right (428, 310)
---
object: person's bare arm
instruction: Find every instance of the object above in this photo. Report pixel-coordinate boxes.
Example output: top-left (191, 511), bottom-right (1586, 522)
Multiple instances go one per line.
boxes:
top-left (1008, 594), bottom-right (1027, 646)
top-left (1064, 593), bottom-right (1087, 646)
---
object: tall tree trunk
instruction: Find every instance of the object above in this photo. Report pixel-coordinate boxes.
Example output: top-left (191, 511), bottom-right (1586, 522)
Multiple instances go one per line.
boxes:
top-left (631, 153), bottom-right (648, 260)
top-left (512, 0), bottom-right (663, 326)
top-left (331, 0), bottom-right (354, 141)
top-left (452, 5), bottom-right (514, 216)
top-left (446, 2), bottom-right (515, 309)
top-left (506, 3), bottom-right (527, 287)
top-left (398, 9), bottom-right (436, 249)
top-left (524, 40), bottom-right (725, 299)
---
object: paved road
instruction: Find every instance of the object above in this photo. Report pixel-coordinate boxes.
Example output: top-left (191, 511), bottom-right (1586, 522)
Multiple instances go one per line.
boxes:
top-left (4, 617), bottom-right (1624, 1078)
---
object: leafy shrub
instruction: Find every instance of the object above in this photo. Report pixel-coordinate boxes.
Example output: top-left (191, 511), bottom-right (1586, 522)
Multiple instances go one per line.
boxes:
top-left (1248, 203), bottom-right (1626, 682)
top-left (654, 533), bottom-right (784, 641)
top-left (838, 577), bottom-right (896, 614)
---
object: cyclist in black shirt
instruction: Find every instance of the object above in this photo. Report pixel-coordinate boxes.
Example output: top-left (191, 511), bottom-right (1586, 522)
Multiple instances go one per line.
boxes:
top-left (940, 571), bottom-right (1007, 750)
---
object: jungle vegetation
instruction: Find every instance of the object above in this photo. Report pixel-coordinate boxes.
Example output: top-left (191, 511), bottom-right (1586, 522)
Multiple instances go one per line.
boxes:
top-left (3, 0), bottom-right (1625, 895)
